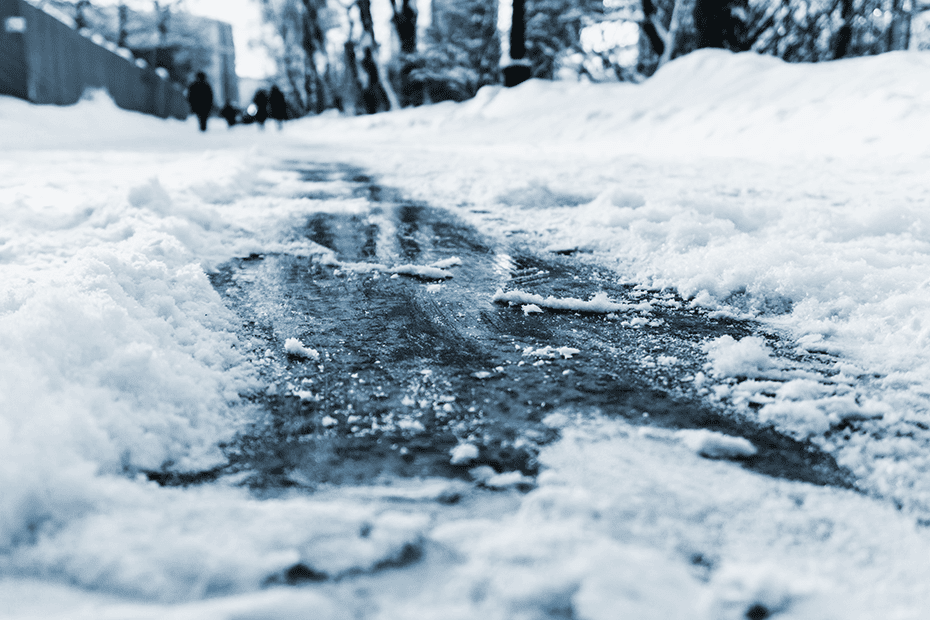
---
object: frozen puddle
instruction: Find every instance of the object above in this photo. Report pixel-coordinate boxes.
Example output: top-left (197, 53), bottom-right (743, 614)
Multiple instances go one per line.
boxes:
top-left (205, 162), bottom-right (851, 491)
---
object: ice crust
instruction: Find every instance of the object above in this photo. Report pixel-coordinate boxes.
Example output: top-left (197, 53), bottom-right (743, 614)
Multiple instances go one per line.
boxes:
top-left (4, 49), bottom-right (930, 617)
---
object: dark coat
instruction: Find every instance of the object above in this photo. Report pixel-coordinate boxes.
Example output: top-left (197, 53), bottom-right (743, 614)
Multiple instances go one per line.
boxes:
top-left (187, 78), bottom-right (214, 117)
top-left (269, 86), bottom-right (287, 121)
top-left (252, 90), bottom-right (269, 123)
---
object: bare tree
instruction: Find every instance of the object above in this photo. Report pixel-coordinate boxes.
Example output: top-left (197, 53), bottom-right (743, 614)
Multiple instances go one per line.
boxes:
top-left (259, 0), bottom-right (338, 115)
top-left (354, 0), bottom-right (399, 111)
top-left (389, 0), bottom-right (417, 54)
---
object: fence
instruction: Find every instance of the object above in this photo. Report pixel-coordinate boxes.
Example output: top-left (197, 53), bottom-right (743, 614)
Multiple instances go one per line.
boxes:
top-left (0, 0), bottom-right (188, 119)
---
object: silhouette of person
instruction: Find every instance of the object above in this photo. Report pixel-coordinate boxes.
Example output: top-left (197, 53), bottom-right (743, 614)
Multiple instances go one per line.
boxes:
top-left (220, 101), bottom-right (238, 128)
top-left (187, 71), bottom-right (214, 132)
top-left (252, 89), bottom-right (269, 129)
top-left (268, 85), bottom-right (287, 130)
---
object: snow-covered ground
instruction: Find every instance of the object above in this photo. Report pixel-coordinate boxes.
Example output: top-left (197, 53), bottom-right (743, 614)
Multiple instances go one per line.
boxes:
top-left (3, 49), bottom-right (930, 618)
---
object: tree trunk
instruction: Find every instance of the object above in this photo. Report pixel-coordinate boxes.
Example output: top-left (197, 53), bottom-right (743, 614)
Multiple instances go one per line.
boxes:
top-left (299, 0), bottom-right (328, 114)
top-left (833, 0), bottom-right (854, 58)
top-left (666, 0), bottom-right (699, 63)
top-left (389, 0), bottom-right (419, 107)
top-left (390, 0), bottom-right (417, 55)
top-left (343, 40), bottom-right (362, 116)
top-left (886, 0), bottom-right (912, 51)
top-left (354, 0), bottom-right (400, 111)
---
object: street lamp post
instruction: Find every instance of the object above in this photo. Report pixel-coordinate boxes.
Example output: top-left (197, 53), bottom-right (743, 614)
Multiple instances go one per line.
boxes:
top-left (502, 0), bottom-right (531, 87)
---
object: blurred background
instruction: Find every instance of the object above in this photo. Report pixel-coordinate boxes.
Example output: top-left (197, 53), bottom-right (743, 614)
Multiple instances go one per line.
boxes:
top-left (3, 0), bottom-right (930, 119)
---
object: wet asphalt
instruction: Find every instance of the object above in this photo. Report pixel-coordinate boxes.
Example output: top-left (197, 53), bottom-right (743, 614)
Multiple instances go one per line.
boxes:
top-left (172, 160), bottom-right (855, 492)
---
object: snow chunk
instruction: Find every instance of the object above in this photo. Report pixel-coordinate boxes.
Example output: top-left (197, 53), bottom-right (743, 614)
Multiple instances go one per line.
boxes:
top-left (431, 257), bottom-right (462, 269)
top-left (523, 345), bottom-right (581, 359)
top-left (284, 338), bottom-right (320, 360)
top-left (677, 429), bottom-right (758, 459)
top-left (450, 443), bottom-right (479, 465)
top-left (470, 466), bottom-right (534, 489)
top-left (389, 264), bottom-right (453, 280)
top-left (522, 304), bottom-right (543, 315)
top-left (704, 335), bottom-right (780, 379)
top-left (494, 289), bottom-right (638, 313)
top-left (485, 470), bottom-right (535, 489)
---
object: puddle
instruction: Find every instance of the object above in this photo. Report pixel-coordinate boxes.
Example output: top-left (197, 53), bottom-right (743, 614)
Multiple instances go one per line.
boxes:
top-left (204, 162), bottom-right (854, 491)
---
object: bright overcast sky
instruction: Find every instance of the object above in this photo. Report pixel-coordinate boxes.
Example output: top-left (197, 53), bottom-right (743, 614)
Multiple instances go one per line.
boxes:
top-left (92, 0), bottom-right (276, 77)
top-left (183, 0), bottom-right (275, 78)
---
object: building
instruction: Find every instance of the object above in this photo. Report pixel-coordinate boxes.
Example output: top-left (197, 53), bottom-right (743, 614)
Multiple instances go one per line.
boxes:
top-left (0, 0), bottom-right (188, 118)
top-left (41, 0), bottom-right (238, 105)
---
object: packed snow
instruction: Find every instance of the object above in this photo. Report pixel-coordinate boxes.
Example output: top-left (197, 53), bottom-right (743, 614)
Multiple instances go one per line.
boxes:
top-left (4, 49), bottom-right (930, 617)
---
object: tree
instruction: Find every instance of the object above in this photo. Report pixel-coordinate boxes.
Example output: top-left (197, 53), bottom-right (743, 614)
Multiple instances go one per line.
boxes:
top-left (387, 0), bottom-right (419, 106)
top-left (258, 0), bottom-right (337, 115)
top-left (635, 0), bottom-right (919, 76)
top-left (408, 0), bottom-right (500, 102)
top-left (524, 0), bottom-right (610, 79)
top-left (354, 0), bottom-right (399, 112)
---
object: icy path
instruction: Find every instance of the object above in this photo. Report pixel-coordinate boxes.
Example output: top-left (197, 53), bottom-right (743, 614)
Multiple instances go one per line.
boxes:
top-left (213, 160), bottom-right (847, 491)
top-left (3, 148), bottom-right (928, 620)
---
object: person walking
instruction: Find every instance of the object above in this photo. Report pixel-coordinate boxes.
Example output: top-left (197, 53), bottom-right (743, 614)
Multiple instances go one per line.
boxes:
top-left (220, 101), bottom-right (239, 128)
top-left (187, 72), bottom-right (214, 133)
top-left (268, 85), bottom-right (287, 130)
top-left (252, 89), bottom-right (269, 129)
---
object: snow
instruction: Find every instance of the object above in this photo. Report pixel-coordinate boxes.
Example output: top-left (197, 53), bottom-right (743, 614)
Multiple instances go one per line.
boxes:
top-left (449, 443), bottom-right (480, 465)
top-left (677, 429), bottom-right (758, 459)
top-left (284, 337), bottom-right (320, 360)
top-left (5, 48), bottom-right (930, 617)
top-left (523, 345), bottom-right (582, 360)
top-left (493, 289), bottom-right (645, 313)
top-left (388, 264), bottom-right (453, 279)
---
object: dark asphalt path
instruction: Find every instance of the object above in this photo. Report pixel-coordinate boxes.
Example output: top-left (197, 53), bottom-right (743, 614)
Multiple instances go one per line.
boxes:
top-left (183, 160), bottom-right (852, 492)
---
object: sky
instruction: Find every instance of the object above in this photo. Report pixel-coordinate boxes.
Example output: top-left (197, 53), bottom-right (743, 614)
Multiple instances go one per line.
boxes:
top-left (89, 0), bottom-right (276, 77)
top-left (183, 0), bottom-right (275, 78)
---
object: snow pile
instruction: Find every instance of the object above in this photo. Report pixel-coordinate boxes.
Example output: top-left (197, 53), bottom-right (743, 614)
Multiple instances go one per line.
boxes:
top-left (5, 485), bottom-right (428, 600)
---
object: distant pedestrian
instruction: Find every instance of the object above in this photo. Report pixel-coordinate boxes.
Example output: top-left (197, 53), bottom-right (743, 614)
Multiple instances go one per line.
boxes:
top-left (187, 71), bottom-right (214, 132)
top-left (252, 89), bottom-right (269, 129)
top-left (220, 102), bottom-right (239, 128)
top-left (268, 85), bottom-right (287, 130)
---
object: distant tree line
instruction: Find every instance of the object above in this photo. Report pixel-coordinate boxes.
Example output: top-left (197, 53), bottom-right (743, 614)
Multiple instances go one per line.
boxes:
top-left (256, 0), bottom-right (930, 116)
top-left (57, 0), bottom-right (930, 116)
